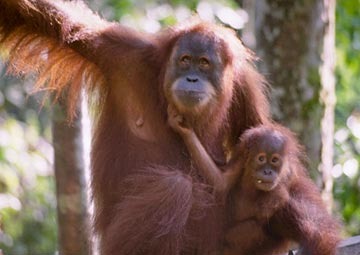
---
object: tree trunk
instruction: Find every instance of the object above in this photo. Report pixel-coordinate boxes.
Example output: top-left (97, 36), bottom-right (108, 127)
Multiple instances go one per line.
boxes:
top-left (242, 0), bottom-right (336, 209)
top-left (53, 92), bottom-right (92, 255)
top-left (319, 0), bottom-right (336, 212)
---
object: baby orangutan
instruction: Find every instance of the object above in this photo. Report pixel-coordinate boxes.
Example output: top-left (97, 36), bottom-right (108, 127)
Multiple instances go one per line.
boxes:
top-left (168, 106), bottom-right (340, 255)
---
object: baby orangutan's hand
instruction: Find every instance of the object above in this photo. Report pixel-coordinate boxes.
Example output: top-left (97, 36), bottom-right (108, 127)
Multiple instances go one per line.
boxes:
top-left (167, 105), bottom-right (193, 137)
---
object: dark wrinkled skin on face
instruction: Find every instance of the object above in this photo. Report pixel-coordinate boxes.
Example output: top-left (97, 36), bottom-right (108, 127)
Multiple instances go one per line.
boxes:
top-left (165, 33), bottom-right (226, 113)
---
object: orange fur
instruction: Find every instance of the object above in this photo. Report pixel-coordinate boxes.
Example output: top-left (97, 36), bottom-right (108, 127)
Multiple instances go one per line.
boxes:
top-left (225, 125), bottom-right (341, 255)
top-left (0, 1), bottom-right (271, 254)
top-left (0, 0), bottom-right (109, 117)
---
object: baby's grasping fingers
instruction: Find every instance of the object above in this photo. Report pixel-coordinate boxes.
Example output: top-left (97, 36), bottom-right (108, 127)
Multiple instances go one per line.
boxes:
top-left (167, 105), bottom-right (192, 136)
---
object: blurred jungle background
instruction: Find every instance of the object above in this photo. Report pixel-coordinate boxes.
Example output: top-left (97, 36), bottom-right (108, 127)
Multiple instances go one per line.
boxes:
top-left (0, 0), bottom-right (359, 254)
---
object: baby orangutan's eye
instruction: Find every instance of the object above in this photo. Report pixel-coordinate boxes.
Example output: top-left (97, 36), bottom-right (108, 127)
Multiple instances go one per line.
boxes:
top-left (271, 154), bottom-right (282, 166)
top-left (256, 153), bottom-right (267, 164)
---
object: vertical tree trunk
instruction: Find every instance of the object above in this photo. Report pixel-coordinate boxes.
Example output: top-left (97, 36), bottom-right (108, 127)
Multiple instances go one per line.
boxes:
top-left (242, 0), bottom-right (336, 208)
top-left (53, 92), bottom-right (92, 255)
top-left (319, 0), bottom-right (336, 210)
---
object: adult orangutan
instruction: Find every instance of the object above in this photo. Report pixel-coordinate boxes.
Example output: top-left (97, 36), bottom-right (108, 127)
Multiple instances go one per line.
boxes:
top-left (0, 1), bottom-right (270, 254)
top-left (168, 110), bottom-right (341, 255)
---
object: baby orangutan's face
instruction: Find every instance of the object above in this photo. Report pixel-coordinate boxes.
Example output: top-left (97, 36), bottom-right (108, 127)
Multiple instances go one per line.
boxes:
top-left (247, 132), bottom-right (286, 192)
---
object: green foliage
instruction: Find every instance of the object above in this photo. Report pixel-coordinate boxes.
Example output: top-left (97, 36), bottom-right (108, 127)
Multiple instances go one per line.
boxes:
top-left (0, 117), bottom-right (57, 255)
top-left (96, 0), bottom-right (246, 31)
top-left (333, 0), bottom-right (360, 237)
top-left (336, 0), bottom-right (360, 117)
